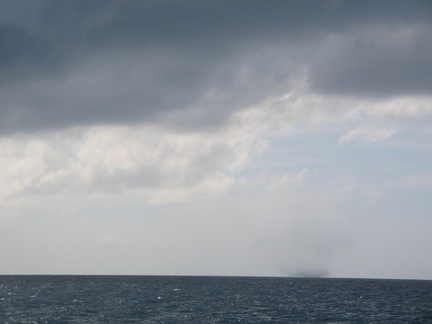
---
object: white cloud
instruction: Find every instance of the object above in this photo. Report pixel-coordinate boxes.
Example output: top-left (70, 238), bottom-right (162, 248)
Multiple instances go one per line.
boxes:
top-left (0, 120), bottom-right (267, 205)
top-left (365, 189), bottom-right (382, 203)
top-left (402, 173), bottom-right (432, 188)
top-left (339, 127), bottom-right (396, 143)
top-left (267, 169), bottom-right (308, 191)
top-left (1, 86), bottom-right (430, 208)
top-left (359, 96), bottom-right (432, 119)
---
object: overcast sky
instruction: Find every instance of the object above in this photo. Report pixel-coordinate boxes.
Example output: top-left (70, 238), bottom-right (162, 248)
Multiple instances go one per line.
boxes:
top-left (1, 0), bottom-right (432, 279)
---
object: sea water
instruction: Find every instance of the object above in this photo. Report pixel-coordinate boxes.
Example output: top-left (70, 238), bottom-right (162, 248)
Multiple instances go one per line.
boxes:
top-left (0, 276), bottom-right (431, 323)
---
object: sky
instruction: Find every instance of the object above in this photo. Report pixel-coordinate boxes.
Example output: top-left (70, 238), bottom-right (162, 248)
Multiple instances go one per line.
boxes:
top-left (1, 0), bottom-right (432, 280)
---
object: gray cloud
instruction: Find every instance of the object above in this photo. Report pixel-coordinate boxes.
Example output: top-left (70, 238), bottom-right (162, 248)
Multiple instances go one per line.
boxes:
top-left (309, 23), bottom-right (432, 97)
top-left (1, 0), bottom-right (431, 135)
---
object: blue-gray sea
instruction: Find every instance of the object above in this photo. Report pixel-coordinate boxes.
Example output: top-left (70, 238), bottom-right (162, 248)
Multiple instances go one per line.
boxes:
top-left (0, 276), bottom-right (431, 323)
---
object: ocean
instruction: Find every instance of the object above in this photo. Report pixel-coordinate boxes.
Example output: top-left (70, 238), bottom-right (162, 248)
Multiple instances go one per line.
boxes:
top-left (0, 276), bottom-right (431, 323)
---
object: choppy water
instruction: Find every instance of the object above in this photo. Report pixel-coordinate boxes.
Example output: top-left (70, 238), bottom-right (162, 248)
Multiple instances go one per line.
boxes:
top-left (0, 275), bottom-right (431, 323)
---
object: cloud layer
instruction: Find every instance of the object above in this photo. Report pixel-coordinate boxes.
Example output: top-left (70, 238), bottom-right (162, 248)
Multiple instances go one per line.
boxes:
top-left (1, 0), bottom-right (431, 135)
top-left (1, 1), bottom-right (432, 279)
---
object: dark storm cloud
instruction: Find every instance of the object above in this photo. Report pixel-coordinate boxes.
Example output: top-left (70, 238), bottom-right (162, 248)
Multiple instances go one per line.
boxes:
top-left (0, 0), bottom-right (431, 134)
top-left (0, 25), bottom-right (54, 84)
